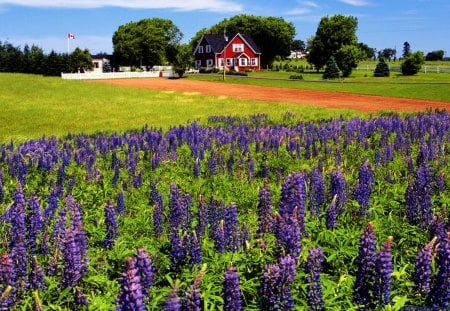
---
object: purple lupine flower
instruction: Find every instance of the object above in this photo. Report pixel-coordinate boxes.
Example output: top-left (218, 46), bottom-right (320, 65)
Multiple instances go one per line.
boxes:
top-left (116, 257), bottom-right (145, 311)
top-left (184, 266), bottom-right (205, 311)
top-left (355, 159), bottom-right (375, 217)
top-left (133, 247), bottom-right (154, 298)
top-left (223, 267), bottom-right (242, 311)
top-left (169, 229), bottom-right (188, 272)
top-left (189, 231), bottom-right (202, 267)
top-left (29, 256), bottom-right (45, 291)
top-left (305, 247), bottom-right (324, 311)
top-left (330, 168), bottom-right (346, 214)
top-left (66, 196), bottom-right (88, 277)
top-left (193, 157), bottom-right (200, 177)
top-left (274, 210), bottom-right (301, 260)
top-left (431, 232), bottom-right (450, 309)
top-left (100, 199), bottom-right (118, 249)
top-left (227, 150), bottom-right (234, 177)
top-left (353, 222), bottom-right (377, 309)
top-left (196, 195), bottom-right (208, 239)
top-left (241, 223), bottom-right (250, 251)
top-left (117, 190), bottom-right (125, 215)
top-left (165, 287), bottom-right (182, 311)
top-left (247, 154), bottom-right (255, 180)
top-left (414, 237), bottom-right (437, 295)
top-left (213, 220), bottom-right (226, 253)
top-left (60, 228), bottom-right (82, 288)
top-left (0, 177), bottom-right (4, 205)
top-left (308, 168), bottom-right (325, 217)
top-left (259, 255), bottom-right (296, 311)
top-left (112, 163), bottom-right (120, 186)
top-left (0, 252), bottom-right (17, 309)
top-left (208, 151), bottom-right (217, 175)
top-left (43, 187), bottom-right (59, 224)
top-left (374, 236), bottom-right (393, 307)
top-left (27, 192), bottom-right (44, 254)
top-left (224, 202), bottom-right (240, 252)
top-left (153, 196), bottom-right (164, 238)
top-left (279, 172), bottom-right (307, 235)
top-left (257, 181), bottom-right (273, 237)
top-left (325, 195), bottom-right (338, 230)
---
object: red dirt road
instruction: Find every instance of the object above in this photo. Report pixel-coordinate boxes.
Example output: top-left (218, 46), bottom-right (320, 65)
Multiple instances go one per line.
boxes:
top-left (91, 78), bottom-right (449, 113)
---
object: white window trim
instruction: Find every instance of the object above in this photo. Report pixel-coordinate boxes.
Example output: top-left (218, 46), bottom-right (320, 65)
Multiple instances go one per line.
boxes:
top-left (240, 58), bottom-right (247, 66)
top-left (233, 44), bottom-right (244, 52)
top-left (226, 58), bottom-right (233, 66)
top-left (195, 60), bottom-right (202, 68)
top-left (206, 59), bottom-right (213, 67)
top-left (198, 46), bottom-right (204, 54)
top-left (206, 45), bottom-right (211, 53)
top-left (251, 58), bottom-right (258, 66)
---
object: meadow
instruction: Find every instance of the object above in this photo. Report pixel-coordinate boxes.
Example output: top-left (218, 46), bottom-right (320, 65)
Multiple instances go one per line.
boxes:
top-left (0, 73), bottom-right (449, 310)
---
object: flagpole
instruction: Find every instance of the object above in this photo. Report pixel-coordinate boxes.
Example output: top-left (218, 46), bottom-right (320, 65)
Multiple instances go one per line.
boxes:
top-left (67, 36), bottom-right (70, 55)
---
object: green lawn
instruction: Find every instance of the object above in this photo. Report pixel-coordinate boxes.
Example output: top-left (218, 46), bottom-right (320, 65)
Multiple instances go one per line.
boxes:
top-left (0, 73), bottom-right (361, 143)
top-left (189, 71), bottom-right (450, 102)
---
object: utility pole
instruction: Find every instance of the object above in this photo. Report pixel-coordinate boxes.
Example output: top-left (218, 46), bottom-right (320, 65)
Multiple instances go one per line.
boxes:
top-left (223, 28), bottom-right (228, 81)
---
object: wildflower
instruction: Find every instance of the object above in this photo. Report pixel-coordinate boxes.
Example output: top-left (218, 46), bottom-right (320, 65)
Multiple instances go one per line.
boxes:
top-left (374, 236), bottom-right (393, 306)
top-left (184, 266), bottom-right (205, 311)
top-left (274, 210), bottom-right (301, 260)
top-left (214, 220), bottom-right (226, 253)
top-left (279, 172), bottom-right (307, 235)
top-left (355, 159), bottom-right (375, 217)
top-left (260, 255), bottom-right (296, 310)
top-left (117, 190), bottom-right (125, 215)
top-left (165, 287), bottom-right (182, 311)
top-left (305, 247), bottom-right (324, 311)
top-left (153, 197), bottom-right (164, 238)
top-left (308, 168), bottom-right (325, 217)
top-left (353, 223), bottom-right (376, 309)
top-left (431, 232), bottom-right (450, 309)
top-left (195, 195), bottom-right (207, 239)
top-left (225, 202), bottom-right (240, 252)
top-left (0, 252), bottom-right (17, 309)
top-left (27, 192), bottom-right (44, 254)
top-left (189, 231), bottom-right (202, 267)
top-left (29, 256), bottom-right (45, 291)
top-left (414, 237), bottom-right (436, 295)
top-left (133, 247), bottom-right (154, 298)
top-left (116, 257), bottom-right (145, 311)
top-left (223, 267), bottom-right (242, 311)
top-left (325, 195), bottom-right (338, 230)
top-left (100, 199), bottom-right (118, 249)
top-left (330, 168), bottom-right (346, 214)
top-left (257, 180), bottom-right (273, 236)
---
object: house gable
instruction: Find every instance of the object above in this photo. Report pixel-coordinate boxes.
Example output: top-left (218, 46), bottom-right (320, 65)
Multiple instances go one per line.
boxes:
top-left (193, 32), bottom-right (261, 71)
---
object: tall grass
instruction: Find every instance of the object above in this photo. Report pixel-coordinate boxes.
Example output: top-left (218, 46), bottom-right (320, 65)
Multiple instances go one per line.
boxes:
top-left (0, 73), bottom-right (360, 143)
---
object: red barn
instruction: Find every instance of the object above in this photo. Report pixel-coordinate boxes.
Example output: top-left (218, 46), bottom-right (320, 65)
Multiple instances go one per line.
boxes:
top-left (193, 33), bottom-right (261, 72)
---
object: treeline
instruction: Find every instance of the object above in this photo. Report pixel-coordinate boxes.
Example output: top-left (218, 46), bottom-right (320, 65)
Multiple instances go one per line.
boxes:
top-left (0, 41), bottom-right (94, 76)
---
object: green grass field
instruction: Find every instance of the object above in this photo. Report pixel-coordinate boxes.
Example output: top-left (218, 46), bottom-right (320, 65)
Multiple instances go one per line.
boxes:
top-left (0, 73), bottom-right (360, 143)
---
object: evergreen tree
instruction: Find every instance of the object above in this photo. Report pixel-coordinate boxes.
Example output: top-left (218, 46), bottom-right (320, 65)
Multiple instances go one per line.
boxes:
top-left (322, 56), bottom-right (340, 79)
top-left (374, 58), bottom-right (390, 77)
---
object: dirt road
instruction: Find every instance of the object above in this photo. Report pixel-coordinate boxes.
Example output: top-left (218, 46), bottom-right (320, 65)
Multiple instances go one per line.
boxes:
top-left (91, 78), bottom-right (449, 113)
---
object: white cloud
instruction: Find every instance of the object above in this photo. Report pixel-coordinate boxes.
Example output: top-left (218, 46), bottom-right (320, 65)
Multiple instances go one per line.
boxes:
top-left (286, 8), bottom-right (312, 16)
top-left (0, 0), bottom-right (243, 12)
top-left (339, 0), bottom-right (370, 6)
top-left (299, 1), bottom-right (319, 8)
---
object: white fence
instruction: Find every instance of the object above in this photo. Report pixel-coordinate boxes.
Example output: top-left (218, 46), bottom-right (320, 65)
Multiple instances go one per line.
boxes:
top-left (356, 65), bottom-right (450, 73)
top-left (61, 71), bottom-right (174, 80)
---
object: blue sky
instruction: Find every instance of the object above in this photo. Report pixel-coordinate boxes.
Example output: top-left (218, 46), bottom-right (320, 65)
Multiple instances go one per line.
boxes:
top-left (0, 0), bottom-right (449, 57)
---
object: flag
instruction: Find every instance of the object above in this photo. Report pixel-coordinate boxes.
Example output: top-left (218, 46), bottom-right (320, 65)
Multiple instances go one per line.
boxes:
top-left (68, 33), bottom-right (75, 39)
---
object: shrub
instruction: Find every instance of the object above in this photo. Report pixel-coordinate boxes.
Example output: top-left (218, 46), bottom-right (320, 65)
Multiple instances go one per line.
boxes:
top-left (322, 56), bottom-right (340, 79)
top-left (401, 51), bottom-right (425, 76)
top-left (289, 74), bottom-right (303, 80)
top-left (374, 58), bottom-right (390, 77)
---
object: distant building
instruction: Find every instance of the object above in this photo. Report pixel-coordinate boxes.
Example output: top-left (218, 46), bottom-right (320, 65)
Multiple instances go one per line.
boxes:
top-left (91, 54), bottom-right (112, 72)
top-left (193, 33), bottom-right (261, 72)
top-left (287, 50), bottom-right (308, 59)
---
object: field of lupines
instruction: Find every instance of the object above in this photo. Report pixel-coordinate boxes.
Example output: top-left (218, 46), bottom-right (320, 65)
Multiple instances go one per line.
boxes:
top-left (0, 110), bottom-right (449, 310)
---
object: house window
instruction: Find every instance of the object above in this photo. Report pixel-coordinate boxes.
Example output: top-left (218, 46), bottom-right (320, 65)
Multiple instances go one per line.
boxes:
top-left (239, 58), bottom-right (247, 66)
top-left (233, 44), bottom-right (244, 52)
top-left (94, 62), bottom-right (100, 69)
top-left (206, 45), bottom-right (212, 53)
top-left (198, 46), bottom-right (204, 53)
top-left (195, 60), bottom-right (202, 68)
top-left (219, 58), bottom-right (224, 66)
top-left (251, 58), bottom-right (258, 66)
top-left (226, 58), bottom-right (233, 66)
top-left (206, 59), bottom-right (213, 67)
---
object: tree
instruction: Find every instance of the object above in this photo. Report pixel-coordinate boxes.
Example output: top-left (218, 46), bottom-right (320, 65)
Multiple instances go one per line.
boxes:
top-left (166, 43), bottom-right (193, 78)
top-left (401, 51), bottom-right (425, 75)
top-left (113, 18), bottom-right (182, 67)
top-left (402, 42), bottom-right (411, 58)
top-left (379, 48), bottom-right (397, 61)
top-left (307, 14), bottom-right (359, 71)
top-left (70, 48), bottom-right (93, 73)
top-left (291, 39), bottom-right (306, 52)
top-left (357, 42), bottom-right (375, 60)
top-left (374, 58), bottom-right (390, 77)
top-left (322, 56), bottom-right (340, 79)
top-left (190, 14), bottom-right (295, 67)
top-left (335, 45), bottom-right (366, 77)
top-left (426, 50), bottom-right (445, 61)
